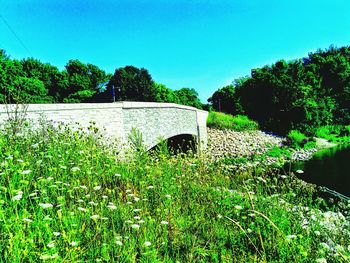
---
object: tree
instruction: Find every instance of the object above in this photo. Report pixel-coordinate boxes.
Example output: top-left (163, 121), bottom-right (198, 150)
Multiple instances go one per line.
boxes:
top-left (104, 66), bottom-right (154, 102)
top-left (174, 88), bottom-right (203, 109)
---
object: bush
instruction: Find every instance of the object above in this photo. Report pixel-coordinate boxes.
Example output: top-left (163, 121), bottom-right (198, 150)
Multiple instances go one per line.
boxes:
top-left (207, 111), bottom-right (258, 131)
top-left (287, 130), bottom-right (308, 148)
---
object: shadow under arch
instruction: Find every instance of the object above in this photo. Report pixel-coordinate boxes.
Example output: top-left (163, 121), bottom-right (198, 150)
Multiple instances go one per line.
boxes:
top-left (148, 134), bottom-right (197, 154)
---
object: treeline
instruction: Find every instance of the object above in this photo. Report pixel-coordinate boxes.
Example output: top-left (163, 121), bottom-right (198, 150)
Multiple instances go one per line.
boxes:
top-left (209, 46), bottom-right (350, 134)
top-left (0, 50), bottom-right (202, 109)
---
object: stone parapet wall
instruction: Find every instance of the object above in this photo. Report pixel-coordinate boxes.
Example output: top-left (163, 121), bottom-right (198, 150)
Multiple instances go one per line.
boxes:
top-left (0, 102), bottom-right (208, 150)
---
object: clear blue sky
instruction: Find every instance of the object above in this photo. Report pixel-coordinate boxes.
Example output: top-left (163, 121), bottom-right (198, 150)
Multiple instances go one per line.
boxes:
top-left (1, 0), bottom-right (350, 102)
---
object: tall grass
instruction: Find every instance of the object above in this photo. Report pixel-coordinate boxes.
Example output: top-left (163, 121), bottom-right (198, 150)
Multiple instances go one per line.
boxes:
top-left (207, 111), bottom-right (258, 131)
top-left (0, 122), bottom-right (349, 262)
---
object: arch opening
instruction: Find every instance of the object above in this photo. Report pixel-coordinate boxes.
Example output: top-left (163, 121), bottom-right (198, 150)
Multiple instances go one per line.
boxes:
top-left (149, 134), bottom-right (197, 154)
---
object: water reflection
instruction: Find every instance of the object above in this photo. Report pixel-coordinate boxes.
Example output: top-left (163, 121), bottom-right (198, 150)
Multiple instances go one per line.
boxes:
top-left (290, 145), bottom-right (350, 197)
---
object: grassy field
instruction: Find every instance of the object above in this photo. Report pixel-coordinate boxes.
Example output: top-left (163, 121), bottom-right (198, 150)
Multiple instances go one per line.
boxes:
top-left (0, 122), bottom-right (349, 262)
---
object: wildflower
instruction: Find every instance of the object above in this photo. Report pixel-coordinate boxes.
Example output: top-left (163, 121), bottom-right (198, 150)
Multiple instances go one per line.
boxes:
top-left (88, 201), bottom-right (96, 206)
top-left (134, 197), bottom-right (140, 202)
top-left (78, 207), bottom-right (88, 212)
top-left (71, 167), bottom-right (80, 172)
top-left (107, 204), bottom-right (117, 210)
top-left (127, 194), bottom-right (135, 197)
top-left (161, 221), bottom-right (169, 225)
top-left (90, 215), bottom-right (100, 220)
top-left (133, 209), bottom-right (142, 212)
top-left (165, 194), bottom-right (171, 199)
top-left (138, 220), bottom-right (145, 224)
top-left (85, 194), bottom-right (91, 198)
top-left (102, 195), bottom-right (108, 199)
top-left (22, 218), bottom-right (33, 223)
top-left (93, 186), bottom-right (101, 191)
top-left (44, 215), bottom-right (53, 221)
top-left (80, 185), bottom-right (87, 190)
top-left (144, 241), bottom-right (151, 247)
top-left (101, 217), bottom-right (109, 220)
top-left (134, 216), bottom-right (141, 220)
top-left (115, 173), bottom-right (121, 177)
top-left (46, 177), bottom-right (54, 181)
top-left (235, 205), bottom-right (243, 210)
top-left (315, 259), bottom-right (327, 263)
top-left (116, 241), bottom-right (123, 246)
top-left (39, 203), bottom-right (53, 209)
top-left (53, 232), bottom-right (61, 236)
top-left (126, 189), bottom-right (132, 193)
top-left (147, 185), bottom-right (154, 189)
top-left (217, 214), bottom-right (223, 219)
top-left (21, 170), bottom-right (31, 175)
top-left (296, 169), bottom-right (304, 174)
top-left (77, 199), bottom-right (84, 203)
top-left (257, 177), bottom-right (267, 183)
top-left (126, 201), bottom-right (133, 205)
top-left (131, 224), bottom-right (140, 229)
top-left (70, 241), bottom-right (78, 247)
top-left (286, 235), bottom-right (297, 240)
top-left (12, 193), bottom-right (23, 201)
top-left (47, 241), bottom-right (55, 248)
top-left (125, 220), bottom-right (133, 224)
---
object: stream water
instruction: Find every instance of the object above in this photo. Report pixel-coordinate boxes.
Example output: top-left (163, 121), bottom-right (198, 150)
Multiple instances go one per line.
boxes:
top-left (289, 144), bottom-right (350, 197)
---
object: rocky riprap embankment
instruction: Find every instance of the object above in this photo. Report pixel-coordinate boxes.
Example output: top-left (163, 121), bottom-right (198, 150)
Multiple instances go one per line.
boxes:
top-left (206, 128), bottom-right (317, 165)
top-left (207, 128), bottom-right (283, 158)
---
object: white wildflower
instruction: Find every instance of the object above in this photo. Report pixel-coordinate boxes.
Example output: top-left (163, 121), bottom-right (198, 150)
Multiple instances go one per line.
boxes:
top-left (144, 241), bottom-right (151, 247)
top-left (165, 194), bottom-right (171, 199)
top-left (134, 216), bottom-right (141, 220)
top-left (90, 215), bottom-right (100, 220)
top-left (12, 193), bottom-right (23, 201)
top-left (286, 235), bottom-right (297, 240)
top-left (71, 167), bottom-right (80, 172)
top-left (22, 218), bottom-right (33, 223)
top-left (21, 170), bottom-right (31, 175)
top-left (161, 220), bottom-right (169, 225)
top-left (78, 207), bottom-right (88, 212)
top-left (235, 205), bottom-right (243, 210)
top-left (93, 186), bottom-right (101, 191)
top-left (147, 185), bottom-right (154, 189)
top-left (70, 241), bottom-right (78, 247)
top-left (115, 173), bottom-right (121, 177)
top-left (131, 224), bottom-right (140, 229)
top-left (133, 209), bottom-right (142, 212)
top-left (39, 203), bottom-right (53, 209)
top-left (53, 232), bottom-right (61, 236)
top-left (107, 204), bottom-right (117, 210)
top-left (47, 241), bottom-right (55, 248)
top-left (116, 240), bottom-right (123, 246)
top-left (315, 258), bottom-right (327, 263)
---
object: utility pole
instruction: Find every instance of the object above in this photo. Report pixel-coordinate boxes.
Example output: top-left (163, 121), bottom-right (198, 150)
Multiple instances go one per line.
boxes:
top-left (112, 85), bottom-right (116, 102)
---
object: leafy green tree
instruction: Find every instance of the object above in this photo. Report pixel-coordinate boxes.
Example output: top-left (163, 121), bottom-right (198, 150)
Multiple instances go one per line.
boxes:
top-left (105, 66), bottom-right (154, 102)
top-left (174, 88), bottom-right (203, 109)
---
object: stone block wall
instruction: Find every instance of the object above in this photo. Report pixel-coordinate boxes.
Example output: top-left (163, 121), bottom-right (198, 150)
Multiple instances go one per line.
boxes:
top-left (0, 102), bottom-right (208, 150)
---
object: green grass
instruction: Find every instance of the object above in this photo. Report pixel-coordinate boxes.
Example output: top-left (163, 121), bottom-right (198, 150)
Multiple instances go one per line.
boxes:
top-left (207, 111), bottom-right (258, 131)
top-left (0, 122), bottom-right (349, 262)
top-left (315, 125), bottom-right (350, 143)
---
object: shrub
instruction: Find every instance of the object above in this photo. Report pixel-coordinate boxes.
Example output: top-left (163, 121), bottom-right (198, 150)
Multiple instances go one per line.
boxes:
top-left (287, 130), bottom-right (308, 148)
top-left (207, 111), bottom-right (258, 131)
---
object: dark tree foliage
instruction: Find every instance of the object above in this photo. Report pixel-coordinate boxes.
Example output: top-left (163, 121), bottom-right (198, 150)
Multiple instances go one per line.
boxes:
top-left (173, 88), bottom-right (203, 109)
top-left (104, 66), bottom-right (154, 102)
top-left (0, 50), bottom-right (203, 109)
top-left (209, 46), bottom-right (350, 134)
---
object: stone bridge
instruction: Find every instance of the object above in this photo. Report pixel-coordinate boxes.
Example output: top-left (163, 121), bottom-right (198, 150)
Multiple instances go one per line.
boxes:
top-left (0, 102), bottom-right (208, 151)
